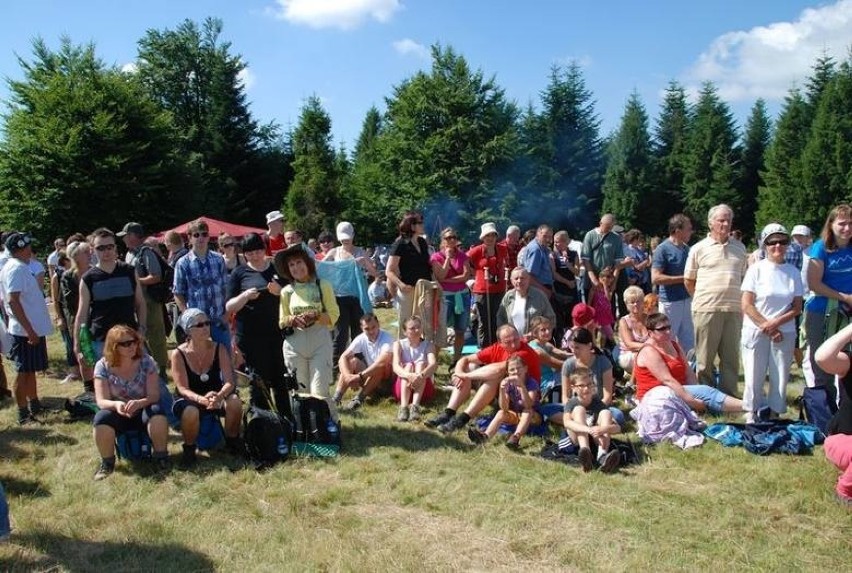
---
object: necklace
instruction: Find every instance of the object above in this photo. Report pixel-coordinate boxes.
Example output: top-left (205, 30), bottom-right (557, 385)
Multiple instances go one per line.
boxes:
top-left (186, 343), bottom-right (213, 381)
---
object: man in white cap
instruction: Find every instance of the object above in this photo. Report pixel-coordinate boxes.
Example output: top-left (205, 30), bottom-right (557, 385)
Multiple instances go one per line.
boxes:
top-left (264, 210), bottom-right (286, 256)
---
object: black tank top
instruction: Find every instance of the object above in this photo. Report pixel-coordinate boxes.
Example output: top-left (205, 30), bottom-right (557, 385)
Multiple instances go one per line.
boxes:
top-left (177, 343), bottom-right (223, 395)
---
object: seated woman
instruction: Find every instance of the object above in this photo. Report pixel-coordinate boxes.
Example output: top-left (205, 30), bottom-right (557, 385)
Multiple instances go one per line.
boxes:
top-left (91, 324), bottom-right (169, 480)
top-left (814, 322), bottom-right (852, 506)
top-left (634, 313), bottom-right (744, 414)
top-left (392, 315), bottom-right (438, 422)
top-left (617, 286), bottom-right (650, 374)
top-left (171, 308), bottom-right (243, 467)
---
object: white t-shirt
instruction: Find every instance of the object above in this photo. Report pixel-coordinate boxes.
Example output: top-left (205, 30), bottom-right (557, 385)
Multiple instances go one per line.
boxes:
top-left (0, 258), bottom-right (53, 337)
top-left (741, 259), bottom-right (804, 334)
top-left (510, 293), bottom-right (527, 334)
top-left (345, 329), bottom-right (394, 366)
top-left (47, 249), bottom-right (60, 268)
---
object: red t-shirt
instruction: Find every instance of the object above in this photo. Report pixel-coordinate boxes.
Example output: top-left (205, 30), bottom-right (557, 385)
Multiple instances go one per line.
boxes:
top-left (265, 233), bottom-right (286, 256)
top-left (476, 339), bottom-right (541, 383)
top-left (634, 341), bottom-right (687, 400)
top-left (467, 243), bottom-right (509, 295)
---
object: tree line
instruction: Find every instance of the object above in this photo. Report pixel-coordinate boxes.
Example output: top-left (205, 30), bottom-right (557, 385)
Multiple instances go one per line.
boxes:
top-left (1, 17), bottom-right (851, 248)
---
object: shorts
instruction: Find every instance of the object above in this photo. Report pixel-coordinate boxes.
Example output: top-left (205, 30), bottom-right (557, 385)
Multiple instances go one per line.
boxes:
top-left (93, 404), bottom-right (163, 433)
top-left (10, 335), bottom-right (48, 373)
top-left (444, 290), bottom-right (471, 333)
top-left (684, 385), bottom-right (727, 414)
top-left (393, 376), bottom-right (436, 402)
top-left (501, 409), bottom-right (542, 426)
top-left (172, 397), bottom-right (227, 419)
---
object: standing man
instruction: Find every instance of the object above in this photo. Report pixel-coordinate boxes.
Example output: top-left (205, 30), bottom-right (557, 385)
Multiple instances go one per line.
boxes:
top-left (264, 210), bottom-right (287, 256)
top-left (74, 228), bottom-right (146, 361)
top-left (172, 219), bottom-right (230, 347)
top-left (118, 222), bottom-right (168, 375)
top-left (522, 224), bottom-right (555, 296)
top-left (499, 225), bottom-right (522, 271)
top-left (0, 233), bottom-right (53, 425)
top-left (581, 214), bottom-right (633, 307)
top-left (684, 204), bottom-right (747, 395)
top-left (46, 237), bottom-right (66, 279)
top-left (652, 214), bottom-right (695, 354)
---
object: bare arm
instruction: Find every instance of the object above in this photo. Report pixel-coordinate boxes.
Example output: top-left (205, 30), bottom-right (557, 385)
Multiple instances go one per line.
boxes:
top-left (651, 266), bottom-right (684, 286)
top-left (815, 321), bottom-right (852, 376)
top-left (617, 317), bottom-right (646, 352)
top-left (636, 347), bottom-right (704, 411)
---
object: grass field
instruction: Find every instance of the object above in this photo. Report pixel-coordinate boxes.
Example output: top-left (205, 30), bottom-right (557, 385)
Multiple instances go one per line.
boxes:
top-left (0, 311), bottom-right (849, 572)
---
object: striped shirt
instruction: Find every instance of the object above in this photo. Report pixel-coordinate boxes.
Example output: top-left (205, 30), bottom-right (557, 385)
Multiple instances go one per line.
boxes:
top-left (684, 235), bottom-right (747, 312)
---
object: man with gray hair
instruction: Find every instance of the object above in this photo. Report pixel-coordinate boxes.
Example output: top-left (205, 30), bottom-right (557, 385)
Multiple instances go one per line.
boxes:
top-left (581, 214), bottom-right (634, 305)
top-left (499, 225), bottom-right (522, 270)
top-left (684, 204), bottom-right (747, 396)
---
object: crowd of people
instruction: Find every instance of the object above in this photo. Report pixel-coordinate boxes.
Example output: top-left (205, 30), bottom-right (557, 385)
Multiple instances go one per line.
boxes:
top-left (0, 202), bottom-right (850, 514)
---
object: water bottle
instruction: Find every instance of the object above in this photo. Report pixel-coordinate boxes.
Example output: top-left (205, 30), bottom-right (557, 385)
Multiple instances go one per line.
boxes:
top-left (78, 324), bottom-right (97, 366)
top-left (326, 418), bottom-right (339, 443)
top-left (276, 435), bottom-right (289, 457)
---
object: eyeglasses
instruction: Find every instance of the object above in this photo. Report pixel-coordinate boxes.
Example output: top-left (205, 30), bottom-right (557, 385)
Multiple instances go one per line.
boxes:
top-left (221, 243), bottom-right (235, 248)
top-left (574, 383), bottom-right (593, 388)
top-left (116, 339), bottom-right (138, 348)
top-left (765, 239), bottom-right (789, 247)
top-left (192, 232), bottom-right (209, 238)
top-left (95, 244), bottom-right (116, 252)
top-left (653, 325), bottom-right (672, 332)
top-left (190, 321), bottom-right (211, 329)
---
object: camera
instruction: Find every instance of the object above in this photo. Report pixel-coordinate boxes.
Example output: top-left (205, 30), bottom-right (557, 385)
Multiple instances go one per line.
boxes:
top-left (487, 271), bottom-right (499, 284)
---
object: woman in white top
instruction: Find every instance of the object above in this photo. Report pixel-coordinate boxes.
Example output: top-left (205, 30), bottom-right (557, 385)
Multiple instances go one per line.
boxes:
top-left (740, 224), bottom-right (804, 422)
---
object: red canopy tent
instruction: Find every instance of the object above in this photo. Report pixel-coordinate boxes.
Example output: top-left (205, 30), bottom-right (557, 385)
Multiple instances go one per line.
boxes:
top-left (154, 216), bottom-right (266, 240)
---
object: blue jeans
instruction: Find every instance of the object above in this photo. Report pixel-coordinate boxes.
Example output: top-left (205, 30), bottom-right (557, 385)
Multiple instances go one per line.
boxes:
top-left (684, 385), bottom-right (727, 414)
top-left (0, 481), bottom-right (11, 539)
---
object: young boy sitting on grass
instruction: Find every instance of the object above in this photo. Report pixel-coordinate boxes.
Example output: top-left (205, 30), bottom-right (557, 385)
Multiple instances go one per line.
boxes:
top-left (563, 367), bottom-right (621, 473)
top-left (468, 354), bottom-right (541, 449)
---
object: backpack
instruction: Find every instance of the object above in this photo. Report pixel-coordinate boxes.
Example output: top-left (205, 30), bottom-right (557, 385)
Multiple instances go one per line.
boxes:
top-left (116, 429), bottom-right (153, 460)
top-left (139, 246), bottom-right (174, 304)
top-left (797, 385), bottom-right (837, 436)
top-left (243, 406), bottom-right (293, 470)
top-left (64, 391), bottom-right (99, 420)
top-left (290, 394), bottom-right (341, 457)
top-left (196, 413), bottom-right (224, 451)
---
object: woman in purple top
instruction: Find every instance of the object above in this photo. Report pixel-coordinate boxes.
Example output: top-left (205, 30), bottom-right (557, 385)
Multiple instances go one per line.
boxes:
top-left (430, 227), bottom-right (471, 364)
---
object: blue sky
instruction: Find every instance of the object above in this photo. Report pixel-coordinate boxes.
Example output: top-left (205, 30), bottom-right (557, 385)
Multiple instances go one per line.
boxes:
top-left (2, 0), bottom-right (851, 149)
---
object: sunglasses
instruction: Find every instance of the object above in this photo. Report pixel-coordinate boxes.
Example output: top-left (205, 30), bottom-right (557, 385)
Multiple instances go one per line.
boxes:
top-left (116, 339), bottom-right (138, 348)
top-left (95, 244), bottom-right (116, 252)
top-left (319, 239), bottom-right (333, 244)
top-left (192, 232), bottom-right (209, 238)
top-left (220, 243), bottom-right (236, 248)
top-left (190, 320), bottom-right (211, 329)
top-left (653, 325), bottom-right (672, 332)
top-left (765, 239), bottom-right (789, 247)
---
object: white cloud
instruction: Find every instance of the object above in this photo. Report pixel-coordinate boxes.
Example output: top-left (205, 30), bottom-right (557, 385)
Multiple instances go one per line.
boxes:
top-left (554, 54), bottom-right (594, 69)
top-left (237, 67), bottom-right (256, 91)
top-left (121, 62), bottom-right (138, 74)
top-left (393, 38), bottom-right (428, 60)
top-left (273, 0), bottom-right (401, 30)
top-left (685, 0), bottom-right (852, 102)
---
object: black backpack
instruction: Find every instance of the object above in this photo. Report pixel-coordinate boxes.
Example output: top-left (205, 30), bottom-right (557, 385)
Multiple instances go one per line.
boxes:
top-left (64, 391), bottom-right (99, 420)
top-left (139, 246), bottom-right (174, 304)
top-left (243, 406), bottom-right (293, 470)
top-left (291, 395), bottom-right (341, 457)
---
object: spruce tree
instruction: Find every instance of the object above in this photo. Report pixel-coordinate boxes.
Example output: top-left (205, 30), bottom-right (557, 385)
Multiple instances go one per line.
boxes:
top-left (738, 99), bottom-right (772, 238)
top-left (652, 81), bottom-right (690, 224)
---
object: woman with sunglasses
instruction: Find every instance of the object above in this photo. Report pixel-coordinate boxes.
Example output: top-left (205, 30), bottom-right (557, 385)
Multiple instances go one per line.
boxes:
top-left (218, 232), bottom-right (245, 275)
top-left (741, 224), bottom-right (803, 422)
top-left (225, 233), bottom-right (290, 415)
top-left (170, 308), bottom-right (242, 466)
top-left (59, 241), bottom-right (93, 390)
top-left (91, 324), bottom-right (169, 480)
top-left (430, 227), bottom-right (471, 365)
top-left (386, 211), bottom-right (432, 333)
top-left (634, 313), bottom-right (744, 414)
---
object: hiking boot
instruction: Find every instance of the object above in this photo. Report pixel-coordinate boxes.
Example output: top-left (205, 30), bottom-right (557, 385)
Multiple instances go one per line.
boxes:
top-left (598, 450), bottom-right (621, 473)
top-left (155, 456), bottom-right (172, 473)
top-left (408, 404), bottom-right (422, 422)
top-left (93, 460), bottom-right (115, 481)
top-left (397, 405), bottom-right (409, 422)
top-left (578, 447), bottom-right (593, 473)
top-left (467, 427), bottom-right (488, 445)
top-left (28, 399), bottom-right (43, 415)
top-left (438, 415), bottom-right (467, 434)
top-left (342, 397), bottom-right (362, 412)
top-left (505, 434), bottom-right (521, 450)
top-left (180, 445), bottom-right (197, 469)
top-left (425, 410), bottom-right (453, 428)
top-left (17, 413), bottom-right (38, 426)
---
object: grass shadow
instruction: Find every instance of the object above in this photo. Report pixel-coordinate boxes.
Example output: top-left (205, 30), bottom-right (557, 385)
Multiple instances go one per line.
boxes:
top-left (0, 474), bottom-right (49, 499)
top-left (0, 427), bottom-right (78, 461)
top-left (1, 532), bottom-right (216, 572)
top-left (342, 422), bottom-right (471, 456)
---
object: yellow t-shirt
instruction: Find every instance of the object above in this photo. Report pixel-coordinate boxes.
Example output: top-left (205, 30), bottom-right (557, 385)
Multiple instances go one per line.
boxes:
top-left (279, 279), bottom-right (339, 330)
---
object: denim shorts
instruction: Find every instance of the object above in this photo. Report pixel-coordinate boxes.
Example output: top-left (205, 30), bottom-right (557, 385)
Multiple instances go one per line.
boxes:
top-left (684, 385), bottom-right (727, 414)
top-left (444, 290), bottom-right (471, 332)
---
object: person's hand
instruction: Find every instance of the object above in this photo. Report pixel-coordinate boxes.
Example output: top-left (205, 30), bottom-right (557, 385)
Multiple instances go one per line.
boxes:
top-left (115, 401), bottom-right (127, 416)
top-left (588, 425), bottom-right (605, 439)
top-left (690, 397), bottom-right (706, 413)
top-left (771, 331), bottom-right (783, 343)
top-left (244, 287), bottom-right (260, 301)
top-left (267, 282), bottom-right (282, 296)
top-left (124, 399), bottom-right (142, 417)
top-left (451, 374), bottom-right (466, 388)
top-left (500, 379), bottom-right (510, 390)
top-left (26, 331), bottom-right (38, 346)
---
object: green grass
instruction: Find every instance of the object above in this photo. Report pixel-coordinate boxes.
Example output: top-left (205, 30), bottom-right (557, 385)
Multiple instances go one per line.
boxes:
top-left (0, 319), bottom-right (849, 572)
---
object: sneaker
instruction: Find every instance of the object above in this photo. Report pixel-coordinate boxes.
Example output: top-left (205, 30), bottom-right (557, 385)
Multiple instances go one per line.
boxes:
top-left (397, 405), bottom-right (409, 422)
top-left (408, 404), bottom-right (422, 422)
top-left (438, 415), bottom-right (467, 434)
top-left (180, 446), bottom-right (197, 469)
top-left (467, 427), bottom-right (488, 444)
top-left (598, 450), bottom-right (621, 473)
top-left (505, 434), bottom-right (521, 450)
top-left (60, 374), bottom-right (76, 385)
top-left (578, 447), bottom-right (593, 473)
top-left (744, 412), bottom-right (756, 424)
top-left (425, 411), bottom-right (453, 428)
top-left (155, 456), bottom-right (172, 473)
top-left (93, 461), bottom-right (114, 481)
top-left (342, 397), bottom-right (362, 412)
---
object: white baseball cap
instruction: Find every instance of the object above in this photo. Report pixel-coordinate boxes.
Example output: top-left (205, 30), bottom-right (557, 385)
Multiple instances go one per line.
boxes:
top-left (266, 210), bottom-right (284, 225)
top-left (760, 223), bottom-right (789, 246)
top-left (791, 224), bottom-right (811, 237)
top-left (336, 221), bottom-right (355, 241)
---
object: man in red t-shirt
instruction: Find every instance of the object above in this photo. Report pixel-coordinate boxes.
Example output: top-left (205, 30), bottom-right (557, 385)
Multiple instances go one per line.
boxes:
top-left (425, 324), bottom-right (541, 433)
top-left (264, 210), bottom-right (287, 256)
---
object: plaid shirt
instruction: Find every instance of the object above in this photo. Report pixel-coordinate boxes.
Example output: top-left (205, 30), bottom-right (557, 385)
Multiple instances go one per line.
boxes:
top-left (173, 249), bottom-right (228, 321)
